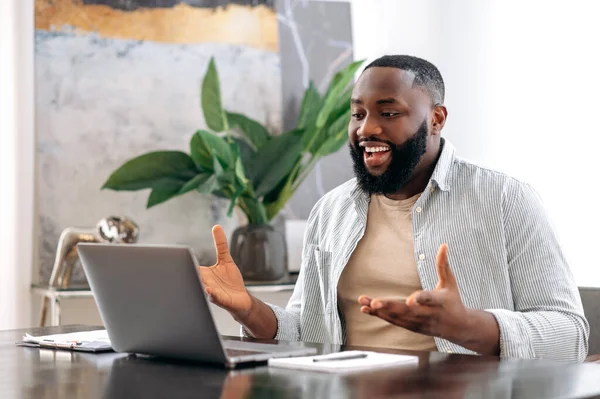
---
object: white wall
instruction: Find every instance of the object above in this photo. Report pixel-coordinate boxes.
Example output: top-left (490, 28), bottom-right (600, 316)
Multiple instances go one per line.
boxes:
top-left (0, 0), bottom-right (34, 329)
top-left (350, 0), bottom-right (600, 287)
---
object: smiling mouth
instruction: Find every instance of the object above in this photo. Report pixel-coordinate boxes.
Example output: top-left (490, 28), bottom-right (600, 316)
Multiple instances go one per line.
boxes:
top-left (360, 143), bottom-right (392, 167)
top-left (363, 145), bottom-right (390, 158)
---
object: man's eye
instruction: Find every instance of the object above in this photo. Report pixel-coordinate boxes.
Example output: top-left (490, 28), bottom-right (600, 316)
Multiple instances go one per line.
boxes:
top-left (352, 113), bottom-right (364, 119)
top-left (382, 112), bottom-right (399, 117)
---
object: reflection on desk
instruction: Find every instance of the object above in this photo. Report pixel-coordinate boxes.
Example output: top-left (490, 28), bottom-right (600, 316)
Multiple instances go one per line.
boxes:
top-left (3, 325), bottom-right (600, 399)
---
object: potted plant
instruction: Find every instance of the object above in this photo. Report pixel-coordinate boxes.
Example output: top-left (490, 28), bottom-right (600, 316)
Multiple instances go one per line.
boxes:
top-left (102, 57), bottom-right (364, 281)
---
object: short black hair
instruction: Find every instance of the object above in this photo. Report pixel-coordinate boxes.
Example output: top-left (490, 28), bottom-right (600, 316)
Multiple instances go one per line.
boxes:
top-left (364, 55), bottom-right (445, 105)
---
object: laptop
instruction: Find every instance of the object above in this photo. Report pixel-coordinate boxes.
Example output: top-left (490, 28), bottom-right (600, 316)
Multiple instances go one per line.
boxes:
top-left (77, 243), bottom-right (316, 368)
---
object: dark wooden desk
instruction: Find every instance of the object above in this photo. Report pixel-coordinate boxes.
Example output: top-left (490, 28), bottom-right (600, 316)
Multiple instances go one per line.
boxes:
top-left (2, 325), bottom-right (600, 398)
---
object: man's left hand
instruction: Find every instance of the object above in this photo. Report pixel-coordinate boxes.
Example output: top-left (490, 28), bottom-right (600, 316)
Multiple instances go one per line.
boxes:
top-left (359, 243), bottom-right (474, 346)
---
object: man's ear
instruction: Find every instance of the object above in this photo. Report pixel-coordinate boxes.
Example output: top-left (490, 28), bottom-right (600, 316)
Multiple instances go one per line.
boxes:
top-left (431, 105), bottom-right (448, 136)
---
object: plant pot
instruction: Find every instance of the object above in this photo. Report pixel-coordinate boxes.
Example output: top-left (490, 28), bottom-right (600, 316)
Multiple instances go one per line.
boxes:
top-left (230, 223), bottom-right (287, 282)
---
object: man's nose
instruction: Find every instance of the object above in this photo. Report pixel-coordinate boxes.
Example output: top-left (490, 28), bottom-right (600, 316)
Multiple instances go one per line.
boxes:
top-left (357, 115), bottom-right (383, 138)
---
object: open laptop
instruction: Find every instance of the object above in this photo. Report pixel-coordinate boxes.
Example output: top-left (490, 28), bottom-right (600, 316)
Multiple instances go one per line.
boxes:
top-left (77, 243), bottom-right (316, 368)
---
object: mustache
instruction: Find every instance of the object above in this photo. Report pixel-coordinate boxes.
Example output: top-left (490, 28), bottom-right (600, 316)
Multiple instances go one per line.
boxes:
top-left (356, 137), bottom-right (396, 148)
top-left (358, 136), bottom-right (388, 144)
top-left (355, 137), bottom-right (410, 151)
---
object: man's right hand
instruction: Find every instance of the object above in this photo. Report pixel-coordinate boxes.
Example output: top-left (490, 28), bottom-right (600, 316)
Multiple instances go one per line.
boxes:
top-left (197, 225), bottom-right (279, 339)
top-left (197, 225), bottom-right (252, 317)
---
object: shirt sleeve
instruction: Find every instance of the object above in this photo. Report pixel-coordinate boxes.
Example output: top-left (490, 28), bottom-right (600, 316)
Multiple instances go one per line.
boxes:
top-left (241, 201), bottom-right (324, 341)
top-left (486, 180), bottom-right (589, 361)
top-left (240, 287), bottom-right (302, 340)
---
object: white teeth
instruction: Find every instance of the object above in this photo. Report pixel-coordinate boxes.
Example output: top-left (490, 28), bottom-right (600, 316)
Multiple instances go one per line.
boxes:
top-left (365, 146), bottom-right (390, 153)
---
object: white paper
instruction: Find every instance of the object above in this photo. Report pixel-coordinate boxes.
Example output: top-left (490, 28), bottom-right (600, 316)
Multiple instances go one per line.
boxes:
top-left (23, 329), bottom-right (111, 345)
top-left (268, 350), bottom-right (418, 374)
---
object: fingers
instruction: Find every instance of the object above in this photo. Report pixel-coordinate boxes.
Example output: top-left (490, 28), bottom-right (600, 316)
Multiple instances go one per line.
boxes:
top-left (358, 295), bottom-right (372, 306)
top-left (413, 290), bottom-right (447, 307)
top-left (358, 297), bottom-right (389, 310)
top-left (435, 243), bottom-right (457, 289)
top-left (369, 310), bottom-right (421, 332)
top-left (361, 300), bottom-right (427, 331)
top-left (197, 267), bottom-right (214, 297)
top-left (370, 299), bottom-right (387, 310)
top-left (197, 265), bottom-right (210, 284)
top-left (362, 299), bottom-right (403, 314)
top-left (406, 288), bottom-right (448, 307)
top-left (358, 297), bottom-right (389, 314)
top-left (435, 243), bottom-right (449, 287)
top-left (212, 225), bottom-right (233, 264)
top-left (406, 290), bottom-right (422, 306)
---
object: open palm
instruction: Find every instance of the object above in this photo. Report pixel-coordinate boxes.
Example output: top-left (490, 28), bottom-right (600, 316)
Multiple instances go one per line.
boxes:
top-left (198, 225), bottom-right (252, 315)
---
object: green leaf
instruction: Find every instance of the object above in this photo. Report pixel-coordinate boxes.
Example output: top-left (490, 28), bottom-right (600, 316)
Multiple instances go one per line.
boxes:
top-left (250, 130), bottom-right (303, 197)
top-left (301, 68), bottom-right (355, 154)
top-left (297, 81), bottom-right (323, 129)
top-left (301, 125), bottom-right (323, 155)
top-left (226, 112), bottom-right (270, 150)
top-left (212, 149), bottom-right (227, 173)
top-left (196, 174), bottom-right (219, 194)
top-left (217, 170), bottom-right (236, 187)
top-left (147, 180), bottom-right (184, 208)
top-left (148, 172), bottom-right (218, 208)
top-left (262, 173), bottom-right (288, 204)
top-left (201, 57), bottom-right (227, 132)
top-left (190, 130), bottom-right (234, 171)
top-left (208, 147), bottom-right (236, 190)
top-left (102, 151), bottom-right (197, 191)
top-left (229, 142), bottom-right (249, 186)
top-left (227, 185), bottom-right (245, 217)
top-left (305, 86), bottom-right (351, 155)
top-left (325, 84), bottom-right (352, 127)
top-left (264, 162), bottom-right (302, 221)
top-left (317, 109), bottom-right (350, 156)
top-left (232, 137), bottom-right (256, 180)
top-left (234, 152), bottom-right (248, 186)
top-left (238, 195), bottom-right (268, 224)
top-left (315, 60), bottom-right (364, 129)
top-left (318, 132), bottom-right (349, 157)
top-left (179, 173), bottom-right (213, 195)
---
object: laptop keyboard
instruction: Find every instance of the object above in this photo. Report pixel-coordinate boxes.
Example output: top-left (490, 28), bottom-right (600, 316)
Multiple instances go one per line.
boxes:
top-left (225, 348), bottom-right (269, 358)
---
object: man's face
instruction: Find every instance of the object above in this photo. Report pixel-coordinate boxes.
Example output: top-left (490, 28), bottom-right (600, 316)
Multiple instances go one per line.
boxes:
top-left (348, 67), bottom-right (433, 195)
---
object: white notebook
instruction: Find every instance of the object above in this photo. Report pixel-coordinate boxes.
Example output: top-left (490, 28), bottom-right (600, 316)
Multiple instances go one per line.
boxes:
top-left (18, 330), bottom-right (112, 352)
top-left (268, 350), bottom-right (418, 374)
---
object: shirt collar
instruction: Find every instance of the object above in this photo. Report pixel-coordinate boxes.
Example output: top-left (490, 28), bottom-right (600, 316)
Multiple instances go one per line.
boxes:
top-left (430, 138), bottom-right (455, 192)
top-left (349, 137), bottom-right (456, 205)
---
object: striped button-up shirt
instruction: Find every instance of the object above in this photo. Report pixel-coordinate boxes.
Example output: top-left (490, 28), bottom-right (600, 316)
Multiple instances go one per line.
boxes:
top-left (258, 139), bottom-right (589, 361)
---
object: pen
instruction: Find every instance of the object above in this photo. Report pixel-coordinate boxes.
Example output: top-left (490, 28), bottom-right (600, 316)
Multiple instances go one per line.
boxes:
top-left (312, 352), bottom-right (368, 362)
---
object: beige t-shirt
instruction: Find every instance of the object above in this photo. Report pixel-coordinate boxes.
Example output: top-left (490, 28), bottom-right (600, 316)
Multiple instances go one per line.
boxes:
top-left (337, 193), bottom-right (437, 351)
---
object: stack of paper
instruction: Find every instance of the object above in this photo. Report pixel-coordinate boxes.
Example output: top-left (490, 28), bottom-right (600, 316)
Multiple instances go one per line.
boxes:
top-left (18, 330), bottom-right (113, 352)
top-left (268, 350), bottom-right (418, 374)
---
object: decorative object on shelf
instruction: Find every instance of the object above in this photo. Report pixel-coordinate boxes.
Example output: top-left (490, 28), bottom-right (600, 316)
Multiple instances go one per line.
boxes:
top-left (40, 216), bottom-right (139, 326)
top-left (102, 57), bottom-right (363, 280)
top-left (96, 216), bottom-right (140, 244)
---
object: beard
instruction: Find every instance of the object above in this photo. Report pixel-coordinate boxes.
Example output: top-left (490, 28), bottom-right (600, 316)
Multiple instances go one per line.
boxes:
top-left (349, 119), bottom-right (428, 196)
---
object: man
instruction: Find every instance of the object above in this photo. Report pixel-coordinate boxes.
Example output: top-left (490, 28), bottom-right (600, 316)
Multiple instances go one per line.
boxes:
top-left (199, 55), bottom-right (589, 361)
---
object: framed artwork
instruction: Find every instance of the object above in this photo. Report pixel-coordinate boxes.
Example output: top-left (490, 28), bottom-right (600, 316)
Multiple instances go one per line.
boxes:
top-left (34, 0), bottom-right (281, 284)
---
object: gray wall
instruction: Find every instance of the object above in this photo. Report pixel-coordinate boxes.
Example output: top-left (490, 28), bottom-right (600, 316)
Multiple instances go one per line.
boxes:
top-left (277, 0), bottom-right (355, 219)
top-left (35, 35), bottom-right (280, 284)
